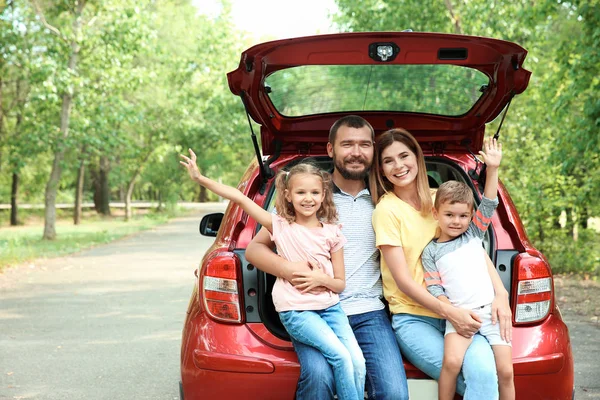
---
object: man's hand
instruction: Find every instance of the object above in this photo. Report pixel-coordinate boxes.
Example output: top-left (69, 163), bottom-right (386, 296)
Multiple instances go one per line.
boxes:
top-left (478, 137), bottom-right (502, 169)
top-left (292, 269), bottom-right (330, 294)
top-left (447, 306), bottom-right (482, 338)
top-left (491, 290), bottom-right (512, 342)
top-left (281, 260), bottom-right (317, 284)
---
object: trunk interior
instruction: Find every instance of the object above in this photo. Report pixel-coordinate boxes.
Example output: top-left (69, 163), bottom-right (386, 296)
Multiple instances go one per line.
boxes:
top-left (238, 157), bottom-right (514, 341)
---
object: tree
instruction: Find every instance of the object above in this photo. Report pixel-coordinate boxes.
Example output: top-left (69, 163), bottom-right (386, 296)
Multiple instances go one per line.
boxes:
top-left (332, 0), bottom-right (598, 273)
top-left (0, 0), bottom-right (52, 225)
top-left (30, 0), bottom-right (153, 237)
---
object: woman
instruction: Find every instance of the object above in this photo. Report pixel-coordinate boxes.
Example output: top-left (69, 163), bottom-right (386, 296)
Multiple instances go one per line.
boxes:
top-left (369, 128), bottom-right (512, 399)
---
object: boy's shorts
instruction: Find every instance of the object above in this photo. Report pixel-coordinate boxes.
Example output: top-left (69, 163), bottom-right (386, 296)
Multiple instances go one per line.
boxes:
top-left (445, 303), bottom-right (511, 346)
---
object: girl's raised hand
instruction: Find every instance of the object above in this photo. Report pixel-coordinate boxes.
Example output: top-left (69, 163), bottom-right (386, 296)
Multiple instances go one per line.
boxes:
top-left (180, 148), bottom-right (203, 182)
top-left (478, 138), bottom-right (503, 169)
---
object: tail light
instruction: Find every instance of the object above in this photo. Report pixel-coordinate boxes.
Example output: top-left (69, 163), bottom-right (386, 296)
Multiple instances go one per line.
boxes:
top-left (200, 250), bottom-right (244, 324)
top-left (514, 253), bottom-right (553, 324)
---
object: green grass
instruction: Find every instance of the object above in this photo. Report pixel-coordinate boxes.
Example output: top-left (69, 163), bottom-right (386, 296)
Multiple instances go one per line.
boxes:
top-left (0, 212), bottom-right (175, 271)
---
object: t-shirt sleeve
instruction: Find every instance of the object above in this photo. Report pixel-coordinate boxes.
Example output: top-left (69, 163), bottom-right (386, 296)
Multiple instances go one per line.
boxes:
top-left (422, 244), bottom-right (445, 298)
top-left (467, 195), bottom-right (499, 239)
top-left (372, 201), bottom-right (403, 248)
top-left (269, 214), bottom-right (285, 242)
top-left (328, 224), bottom-right (347, 253)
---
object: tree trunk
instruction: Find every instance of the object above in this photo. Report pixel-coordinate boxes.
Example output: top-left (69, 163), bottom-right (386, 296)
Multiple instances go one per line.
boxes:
top-left (0, 76), bottom-right (4, 169)
top-left (125, 179), bottom-right (135, 222)
top-left (581, 207), bottom-right (589, 230)
top-left (199, 186), bottom-right (208, 202)
top-left (97, 156), bottom-right (111, 216)
top-left (443, 0), bottom-right (463, 34)
top-left (9, 81), bottom-right (24, 227)
top-left (10, 172), bottom-right (19, 226)
top-left (43, 1), bottom-right (85, 240)
top-left (197, 166), bottom-right (208, 202)
top-left (565, 207), bottom-right (575, 238)
top-left (124, 150), bottom-right (154, 221)
top-left (74, 157), bottom-right (85, 225)
top-left (157, 191), bottom-right (163, 211)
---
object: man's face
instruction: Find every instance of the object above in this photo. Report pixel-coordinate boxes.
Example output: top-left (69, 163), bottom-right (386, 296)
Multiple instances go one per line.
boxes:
top-left (327, 125), bottom-right (374, 180)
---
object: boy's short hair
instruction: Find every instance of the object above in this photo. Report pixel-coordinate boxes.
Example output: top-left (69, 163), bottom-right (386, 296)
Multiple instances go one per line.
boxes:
top-left (434, 180), bottom-right (475, 210)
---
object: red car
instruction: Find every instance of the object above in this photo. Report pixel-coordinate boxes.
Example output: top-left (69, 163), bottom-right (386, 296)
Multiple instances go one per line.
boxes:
top-left (179, 32), bottom-right (574, 400)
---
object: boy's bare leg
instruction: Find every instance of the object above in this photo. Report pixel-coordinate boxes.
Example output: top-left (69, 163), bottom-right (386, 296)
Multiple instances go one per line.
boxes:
top-left (439, 333), bottom-right (473, 400)
top-left (492, 345), bottom-right (515, 400)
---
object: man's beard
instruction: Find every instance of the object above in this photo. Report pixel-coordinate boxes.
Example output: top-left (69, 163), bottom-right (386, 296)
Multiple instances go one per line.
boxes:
top-left (334, 155), bottom-right (371, 181)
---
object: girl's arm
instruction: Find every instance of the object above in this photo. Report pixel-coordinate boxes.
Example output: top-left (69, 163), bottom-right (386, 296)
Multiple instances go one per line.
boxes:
top-left (246, 227), bottom-right (317, 283)
top-left (180, 149), bottom-right (272, 232)
top-left (292, 248), bottom-right (346, 293)
top-left (485, 252), bottom-right (512, 341)
top-left (380, 245), bottom-right (482, 337)
top-left (478, 137), bottom-right (502, 200)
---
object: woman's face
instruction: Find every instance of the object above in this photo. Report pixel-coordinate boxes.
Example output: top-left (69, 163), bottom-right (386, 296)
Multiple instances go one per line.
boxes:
top-left (380, 140), bottom-right (419, 190)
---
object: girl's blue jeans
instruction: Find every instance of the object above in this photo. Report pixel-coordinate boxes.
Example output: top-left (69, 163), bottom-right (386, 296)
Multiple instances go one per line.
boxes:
top-left (279, 303), bottom-right (366, 400)
top-left (392, 313), bottom-right (499, 400)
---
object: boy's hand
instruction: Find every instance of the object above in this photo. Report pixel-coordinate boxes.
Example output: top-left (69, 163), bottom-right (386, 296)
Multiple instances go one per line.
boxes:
top-left (179, 148), bottom-right (203, 182)
top-left (478, 138), bottom-right (502, 169)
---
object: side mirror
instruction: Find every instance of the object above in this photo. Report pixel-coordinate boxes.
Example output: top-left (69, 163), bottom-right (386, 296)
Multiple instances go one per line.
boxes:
top-left (199, 213), bottom-right (224, 237)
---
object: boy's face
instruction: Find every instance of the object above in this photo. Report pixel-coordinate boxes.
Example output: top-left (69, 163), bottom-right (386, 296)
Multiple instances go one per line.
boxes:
top-left (432, 201), bottom-right (473, 242)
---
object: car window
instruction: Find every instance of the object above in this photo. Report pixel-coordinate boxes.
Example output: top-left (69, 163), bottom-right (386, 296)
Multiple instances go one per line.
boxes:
top-left (264, 65), bottom-right (489, 117)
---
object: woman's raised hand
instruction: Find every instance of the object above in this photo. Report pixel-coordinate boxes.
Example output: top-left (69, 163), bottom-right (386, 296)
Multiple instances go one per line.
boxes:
top-left (180, 148), bottom-right (203, 182)
top-left (478, 138), bottom-right (503, 169)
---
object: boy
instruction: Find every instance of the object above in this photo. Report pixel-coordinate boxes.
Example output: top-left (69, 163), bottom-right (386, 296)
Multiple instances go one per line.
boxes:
top-left (422, 138), bottom-right (514, 400)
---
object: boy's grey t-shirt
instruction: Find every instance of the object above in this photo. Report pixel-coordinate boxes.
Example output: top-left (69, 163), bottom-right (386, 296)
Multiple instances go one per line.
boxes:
top-left (422, 196), bottom-right (499, 309)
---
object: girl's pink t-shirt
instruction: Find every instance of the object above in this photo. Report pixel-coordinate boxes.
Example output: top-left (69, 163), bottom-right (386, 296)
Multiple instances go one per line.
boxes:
top-left (269, 214), bottom-right (347, 312)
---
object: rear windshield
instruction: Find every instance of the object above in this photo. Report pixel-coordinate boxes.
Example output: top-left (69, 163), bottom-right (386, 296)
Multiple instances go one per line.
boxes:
top-left (264, 65), bottom-right (489, 117)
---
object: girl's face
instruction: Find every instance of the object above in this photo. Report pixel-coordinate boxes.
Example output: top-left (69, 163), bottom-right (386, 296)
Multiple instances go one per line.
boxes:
top-left (380, 140), bottom-right (419, 191)
top-left (284, 173), bottom-right (325, 222)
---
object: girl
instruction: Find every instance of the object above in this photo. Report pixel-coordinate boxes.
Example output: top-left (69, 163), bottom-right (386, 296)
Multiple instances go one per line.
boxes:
top-left (369, 129), bottom-right (512, 400)
top-left (180, 149), bottom-right (366, 400)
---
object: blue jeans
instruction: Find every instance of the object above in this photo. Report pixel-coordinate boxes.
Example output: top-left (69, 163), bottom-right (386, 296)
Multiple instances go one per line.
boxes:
top-left (280, 303), bottom-right (366, 400)
top-left (392, 313), bottom-right (499, 400)
top-left (292, 309), bottom-right (408, 400)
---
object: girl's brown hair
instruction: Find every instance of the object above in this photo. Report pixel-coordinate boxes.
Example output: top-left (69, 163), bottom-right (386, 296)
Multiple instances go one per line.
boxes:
top-left (274, 162), bottom-right (338, 224)
top-left (369, 128), bottom-right (432, 216)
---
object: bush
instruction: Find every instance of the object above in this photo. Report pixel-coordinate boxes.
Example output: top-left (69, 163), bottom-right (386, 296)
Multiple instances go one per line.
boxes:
top-left (541, 229), bottom-right (600, 276)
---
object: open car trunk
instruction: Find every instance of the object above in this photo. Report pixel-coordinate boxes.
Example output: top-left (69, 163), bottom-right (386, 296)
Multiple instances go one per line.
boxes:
top-left (239, 157), bottom-right (514, 341)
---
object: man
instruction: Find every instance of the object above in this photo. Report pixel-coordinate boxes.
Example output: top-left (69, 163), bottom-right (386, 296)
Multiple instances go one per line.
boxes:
top-left (245, 115), bottom-right (409, 400)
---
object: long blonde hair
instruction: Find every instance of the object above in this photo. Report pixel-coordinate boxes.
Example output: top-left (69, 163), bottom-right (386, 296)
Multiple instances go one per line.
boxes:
top-left (274, 162), bottom-right (338, 224)
top-left (369, 128), bottom-right (432, 216)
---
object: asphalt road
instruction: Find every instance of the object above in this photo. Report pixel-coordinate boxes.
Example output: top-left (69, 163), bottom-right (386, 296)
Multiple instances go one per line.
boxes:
top-left (0, 206), bottom-right (224, 400)
top-left (1, 209), bottom-right (598, 400)
top-left (563, 312), bottom-right (600, 399)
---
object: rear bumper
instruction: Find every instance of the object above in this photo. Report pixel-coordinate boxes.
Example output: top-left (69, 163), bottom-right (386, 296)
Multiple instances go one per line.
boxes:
top-left (181, 311), bottom-right (574, 400)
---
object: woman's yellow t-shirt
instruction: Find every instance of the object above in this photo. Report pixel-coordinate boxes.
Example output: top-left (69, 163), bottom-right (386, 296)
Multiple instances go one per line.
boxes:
top-left (372, 191), bottom-right (440, 318)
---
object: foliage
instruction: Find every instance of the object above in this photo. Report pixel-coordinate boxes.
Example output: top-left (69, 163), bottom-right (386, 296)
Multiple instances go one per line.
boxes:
top-left (2, 0), bottom-right (596, 272)
top-left (1, 0), bottom-right (253, 235)
top-left (333, 0), bottom-right (599, 274)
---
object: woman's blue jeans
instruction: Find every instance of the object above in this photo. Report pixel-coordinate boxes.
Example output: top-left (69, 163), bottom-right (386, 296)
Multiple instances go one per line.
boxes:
top-left (292, 308), bottom-right (409, 400)
top-left (392, 313), bottom-right (499, 400)
top-left (279, 303), bottom-right (366, 400)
